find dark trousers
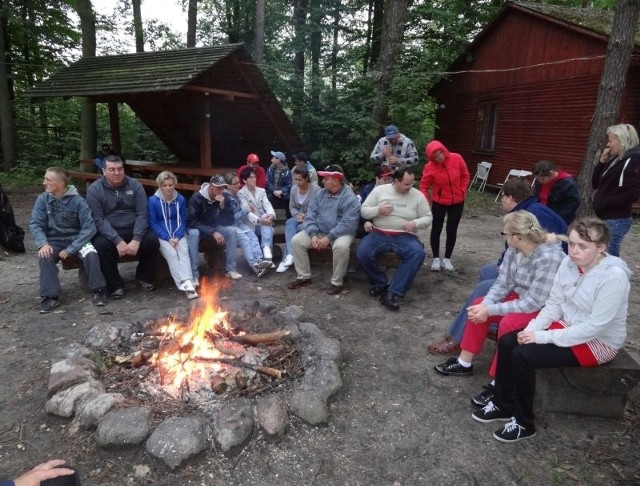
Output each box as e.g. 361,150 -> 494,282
39,242 -> 106,297
267,193 -> 291,219
92,229 -> 159,293
430,201 -> 464,259
493,331 -> 579,431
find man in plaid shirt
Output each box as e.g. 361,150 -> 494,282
370,124 -> 419,171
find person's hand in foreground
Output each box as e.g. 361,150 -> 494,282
13,459 -> 74,486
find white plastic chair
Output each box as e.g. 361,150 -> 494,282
494,169 -> 533,202
469,161 -> 492,192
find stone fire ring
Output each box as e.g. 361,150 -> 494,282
44,303 -> 342,469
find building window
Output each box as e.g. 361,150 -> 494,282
476,101 -> 499,152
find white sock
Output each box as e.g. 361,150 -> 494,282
457,357 -> 472,368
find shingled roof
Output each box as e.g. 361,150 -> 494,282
28,44 -> 302,167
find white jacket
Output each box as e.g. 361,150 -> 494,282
237,185 -> 275,228
526,254 -> 631,349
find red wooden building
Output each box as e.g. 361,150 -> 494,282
430,1 -> 640,186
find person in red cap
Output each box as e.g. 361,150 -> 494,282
237,153 -> 267,188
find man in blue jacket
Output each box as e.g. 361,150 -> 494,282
30,167 -> 107,313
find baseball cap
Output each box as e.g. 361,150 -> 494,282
209,174 -> 227,187
384,125 -> 399,139
317,164 -> 345,180
270,151 -> 286,162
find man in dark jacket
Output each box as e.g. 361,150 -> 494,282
532,160 -> 580,224
86,156 -> 159,299
187,175 -> 240,280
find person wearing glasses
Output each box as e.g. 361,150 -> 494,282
433,211 -> 564,383
474,218 -> 630,443
86,155 -> 159,299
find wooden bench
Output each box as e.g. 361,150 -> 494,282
534,348 -> 640,419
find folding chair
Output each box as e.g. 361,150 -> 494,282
494,169 -> 533,202
469,161 -> 492,192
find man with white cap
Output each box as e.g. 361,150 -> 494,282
288,164 -> 360,295
370,124 -> 419,171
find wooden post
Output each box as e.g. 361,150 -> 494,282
200,93 -> 212,169
108,101 -> 122,154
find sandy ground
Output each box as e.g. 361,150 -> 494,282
1,186 -> 639,485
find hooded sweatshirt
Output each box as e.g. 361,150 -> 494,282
526,254 -> 630,352
419,140 -> 470,205
148,189 -> 187,241
533,170 -> 580,224
187,183 -> 235,236
592,146 -> 640,219
30,185 -> 97,255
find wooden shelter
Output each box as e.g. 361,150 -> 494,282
430,1 -> 640,186
28,44 -> 302,170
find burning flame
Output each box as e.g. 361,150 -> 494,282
153,279 -> 237,392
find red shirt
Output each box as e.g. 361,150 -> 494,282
237,164 -> 267,188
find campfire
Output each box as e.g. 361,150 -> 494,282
118,280 -> 301,405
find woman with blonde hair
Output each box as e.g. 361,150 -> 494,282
148,171 -> 198,299
473,217 -> 630,442
435,210 -> 565,385
592,123 -> 640,256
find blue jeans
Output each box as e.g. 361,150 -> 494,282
284,217 -> 303,256
447,261 -> 499,343
255,224 -> 274,249
236,227 -> 263,267
356,232 -> 425,297
188,226 -> 238,276
604,217 -> 632,257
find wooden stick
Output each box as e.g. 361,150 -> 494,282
205,332 -> 245,358
229,329 -> 290,346
194,357 -> 284,379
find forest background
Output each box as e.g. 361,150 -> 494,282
0,0 -> 625,188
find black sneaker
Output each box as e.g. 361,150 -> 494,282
137,280 -> 155,291
110,288 -> 125,300
39,297 -> 60,314
493,418 -> 536,443
91,289 -> 107,306
472,383 -> 495,407
434,357 -> 473,376
472,401 -> 512,423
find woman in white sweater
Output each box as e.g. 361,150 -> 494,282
237,166 -> 276,262
472,217 -> 631,443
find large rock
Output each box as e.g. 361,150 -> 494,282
47,356 -> 97,397
213,402 -> 254,454
96,407 -> 152,447
45,381 -> 105,418
255,395 -> 288,438
77,393 -> 125,430
146,416 -> 209,469
83,321 -> 132,348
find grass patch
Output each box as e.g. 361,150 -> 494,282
464,188 -> 502,218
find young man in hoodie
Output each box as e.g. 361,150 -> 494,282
532,160 -> 580,225
187,175 -> 241,280
30,167 -> 107,313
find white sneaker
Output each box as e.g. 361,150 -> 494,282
185,290 -> 199,300
255,258 -> 272,270
430,258 -> 442,271
442,258 -> 455,271
263,246 -> 273,260
225,271 -> 243,280
276,254 -> 294,273
179,280 -> 196,292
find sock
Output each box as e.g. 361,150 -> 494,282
457,357 -> 472,368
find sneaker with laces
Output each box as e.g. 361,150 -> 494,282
434,357 -> 473,376
39,297 -> 60,314
493,418 -> 536,443
185,290 -> 199,300
430,258 -> 442,271
255,258 -> 272,270
442,258 -> 455,271
472,401 -> 512,423
253,264 -> 270,278
472,383 -> 495,407
91,289 -> 107,306
225,271 -> 243,280
137,280 -> 155,291
276,254 -> 294,273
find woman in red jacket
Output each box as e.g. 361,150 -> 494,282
420,140 -> 470,271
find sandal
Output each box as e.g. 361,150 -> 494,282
427,336 -> 461,355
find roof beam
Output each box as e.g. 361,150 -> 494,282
183,85 -> 259,99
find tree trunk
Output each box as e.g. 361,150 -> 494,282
372,0 -> 407,130
577,0 -> 640,217
132,0 -> 144,52
330,0 -> 339,99
307,0 -> 321,149
292,0 -> 308,134
364,0 -> 384,75
0,0 -> 17,170
254,0 -> 265,64
187,0 -> 198,48
74,0 -> 97,161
